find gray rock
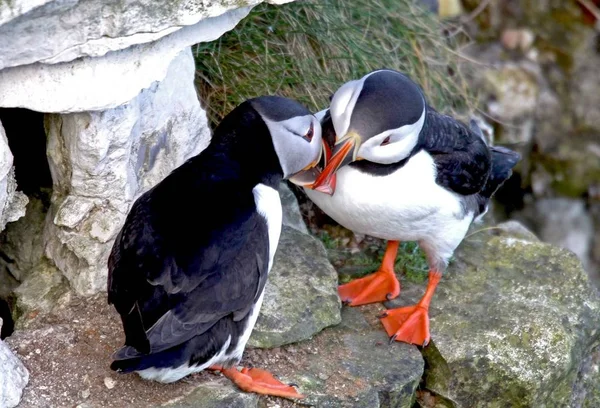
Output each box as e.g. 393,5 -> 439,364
569,344 -> 600,408
0,121 -> 27,232
161,380 -> 258,408
13,260 -> 71,323
278,182 -> 308,234
495,220 -> 540,242
41,48 -> 208,296
515,198 -> 594,271
0,0 -> 288,70
264,307 -> 423,407
389,228 -> 600,407
0,338 -> 29,408
248,225 -> 341,348
0,8 -> 255,113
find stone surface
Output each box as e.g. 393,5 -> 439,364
514,198 -> 594,271
0,0 -> 292,70
161,380 -> 258,408
252,307 -> 424,408
495,220 -> 540,242
389,227 -> 600,407
481,63 -> 539,122
0,7 -> 254,113
13,260 -> 71,324
0,338 -> 29,408
42,48 -> 209,296
0,121 -> 27,232
0,194 -> 48,283
6,285 -> 421,407
248,225 -> 342,348
581,345 -> 600,408
279,181 -> 308,234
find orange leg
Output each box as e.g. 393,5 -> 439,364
379,270 -> 442,346
338,240 -> 401,306
209,365 -> 304,400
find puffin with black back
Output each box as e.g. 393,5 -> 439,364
107,95 -> 323,399
303,69 -> 520,346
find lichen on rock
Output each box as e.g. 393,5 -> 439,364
389,226 -> 600,407
248,225 -> 342,349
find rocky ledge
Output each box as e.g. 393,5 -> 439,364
3,188 -> 599,407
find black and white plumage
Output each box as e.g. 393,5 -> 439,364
107,96 -> 322,388
304,69 -> 520,346
308,68 -> 519,272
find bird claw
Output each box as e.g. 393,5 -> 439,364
288,382 -> 299,388
378,311 -> 388,318
342,299 -> 352,306
386,292 -> 394,301
388,334 -> 398,345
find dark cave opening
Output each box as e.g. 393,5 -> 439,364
0,108 -> 54,339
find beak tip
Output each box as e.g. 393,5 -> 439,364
314,184 -> 334,195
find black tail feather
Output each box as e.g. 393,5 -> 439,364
480,146 -> 521,199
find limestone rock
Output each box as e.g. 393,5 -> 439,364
279,181 -> 308,233
0,0 -> 292,70
0,0 -> 296,113
0,7 -> 254,113
514,198 -> 594,271
251,307 -> 424,407
581,345 -> 600,408
13,260 -> 70,324
0,338 -> 29,408
248,225 -> 341,348
161,380 -> 258,408
389,227 -> 600,407
481,63 -> 539,122
42,48 -> 209,295
0,121 -> 27,232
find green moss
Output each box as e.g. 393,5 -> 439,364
194,0 -> 475,127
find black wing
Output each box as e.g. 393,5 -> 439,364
419,108 -> 492,196
107,156 -> 269,358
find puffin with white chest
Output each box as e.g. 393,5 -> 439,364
303,69 -> 520,346
107,96 -> 323,399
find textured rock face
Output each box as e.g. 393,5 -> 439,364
162,381 -> 259,408
0,7 -> 254,113
42,48 -> 209,295
388,226 -> 600,407
0,0 -> 295,113
0,0 -> 291,70
514,198 -> 594,271
0,121 -> 27,232
289,307 -> 423,408
248,225 -> 341,348
279,182 -> 308,234
0,336 -> 29,408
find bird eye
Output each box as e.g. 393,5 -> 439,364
380,136 -> 391,146
304,123 -> 314,142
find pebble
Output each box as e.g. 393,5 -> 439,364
103,377 -> 116,389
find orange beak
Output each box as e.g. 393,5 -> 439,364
309,132 -> 360,195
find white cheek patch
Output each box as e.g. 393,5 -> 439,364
358,107 -> 425,164
330,80 -> 363,138
262,115 -> 323,178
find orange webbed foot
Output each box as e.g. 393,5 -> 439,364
338,269 -> 400,306
211,366 -> 304,400
338,240 -> 401,306
380,305 -> 430,346
379,269 -> 442,347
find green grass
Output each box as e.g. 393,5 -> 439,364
194,0 -> 475,127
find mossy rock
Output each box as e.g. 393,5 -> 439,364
532,139 -> 600,197
387,227 -> 600,407
248,225 -> 342,348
